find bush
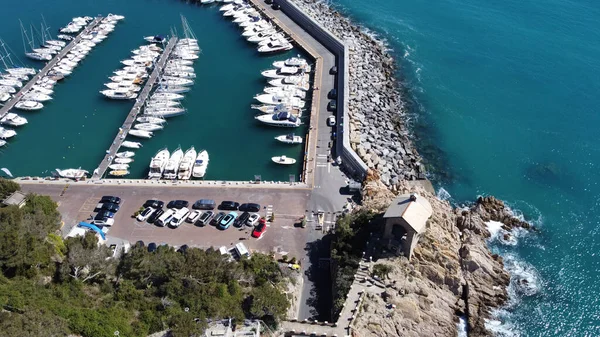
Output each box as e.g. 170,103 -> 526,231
0,178 -> 19,199
372,264 -> 393,279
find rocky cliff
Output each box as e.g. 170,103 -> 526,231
352,180 -> 530,336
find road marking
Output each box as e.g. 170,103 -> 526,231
328,162 -> 330,173
317,154 -> 328,158
316,164 -> 328,168
265,205 -> 273,220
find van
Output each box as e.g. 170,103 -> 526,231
193,199 -> 216,210
170,207 -> 190,228
156,209 -> 175,227
234,242 -> 250,259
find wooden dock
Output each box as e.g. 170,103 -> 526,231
92,37 -> 178,179
0,16 -> 104,119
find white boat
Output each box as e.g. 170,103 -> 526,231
144,35 -> 167,44
171,53 -> 198,61
247,30 -> 277,43
58,59 -> 77,67
264,85 -> 306,99
192,150 -> 209,178
261,66 -> 305,79
163,71 -> 196,79
0,79 -> 22,88
177,146 -> 196,180
32,48 -> 56,55
2,73 -> 28,81
22,93 -> 52,102
242,22 -> 274,37
105,83 -> 141,92
0,85 -> 16,94
57,34 -> 74,41
239,16 -> 265,28
147,147 -> 170,179
114,157 -> 133,164
128,129 -> 153,138
164,65 -> 194,73
109,75 -> 145,82
121,59 -> 152,67
122,65 -> 149,72
220,2 -> 244,12
251,103 -> 298,115
134,123 -> 163,131
137,116 -> 166,124
113,70 -> 147,77
234,13 -> 260,24
272,155 -> 296,165
0,140 -> 6,147
109,164 -> 129,170
255,93 -> 305,108
5,67 -> 36,76
0,92 -> 10,102
144,107 -> 186,118
258,39 -> 293,53
201,0 -> 216,4
160,76 -> 194,85
55,168 -> 88,179
275,134 -> 303,144
167,59 -> 193,66
151,92 -> 184,101
107,13 -> 125,21
255,111 -> 301,127
0,127 -> 16,139
154,85 -> 190,94
146,100 -> 179,108
100,89 -> 137,100
15,100 -> 43,110
30,86 -> 53,95
109,170 -> 130,177
0,113 -> 27,127
121,141 -> 142,149
163,147 -> 183,179
116,151 -> 135,158
269,75 -> 311,91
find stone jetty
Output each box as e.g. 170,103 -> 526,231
289,0 -> 424,187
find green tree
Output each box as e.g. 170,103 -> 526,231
0,178 -> 19,198
248,284 -> 289,324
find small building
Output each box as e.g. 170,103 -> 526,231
2,191 -> 27,208
383,193 -> 433,260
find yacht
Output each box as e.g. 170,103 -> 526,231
269,75 -> 311,91
134,123 -> 163,131
121,141 -> 142,149
0,140 -> 6,147
5,67 -> 36,76
148,147 -> 170,179
15,100 -> 43,110
239,16 -> 263,28
105,83 -> 141,92
192,150 -> 209,178
255,111 -> 301,127
0,92 -> 10,103
167,59 -> 193,67
220,2 -> 245,12
109,164 -> 129,170
224,5 -> 251,17
151,92 -> 184,101
0,79 -> 22,88
116,151 -> 135,158
258,39 -> 293,53
121,59 -> 152,67
146,100 -> 179,108
109,170 -> 130,177
100,89 -> 137,100
2,73 -> 28,81
247,30 -> 277,43
264,85 -> 306,99
158,77 -> 194,87
275,134 -> 303,144
163,147 -> 183,179
251,103 -> 298,115
233,13 -> 260,25
107,14 -> 125,21
144,35 -> 166,44
0,127 -> 16,138
114,157 -> 133,164
171,53 -> 198,61
22,93 -> 52,102
113,69 -> 147,77
261,66 -> 305,79
242,22 -> 273,37
254,93 -> 305,108
122,65 -> 150,73
177,146 -> 196,180
109,75 -> 145,83
128,129 -> 153,138
0,85 -> 16,94
272,155 -> 297,165
137,116 -> 166,124
30,86 -> 53,95
164,65 -> 194,73
163,71 -> 196,79
154,85 -> 190,94
144,107 -> 186,118
57,34 -> 74,41
55,168 -> 88,179
201,0 -> 216,4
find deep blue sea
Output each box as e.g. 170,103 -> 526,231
331,0 -> 600,335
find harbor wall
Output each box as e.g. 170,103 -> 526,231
277,0 -> 369,180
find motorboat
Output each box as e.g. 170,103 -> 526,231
0,79 -> 22,88
0,92 -> 10,103
22,93 -> 52,102
55,168 -> 88,179
114,157 -> 133,164
171,53 -> 198,61
177,146 -> 197,180
116,151 -> 135,158
144,35 -> 167,44
100,89 -> 137,100
258,40 -> 293,53
224,5 -> 251,17
233,13 -> 260,25
0,140 -> 5,147
154,85 -> 190,94
151,92 -> 184,101
220,2 -> 245,12
137,116 -> 166,124
163,147 -> 183,179
167,59 -> 193,67
113,69 -> 147,77
144,107 -> 186,118
255,111 -> 301,127
261,66 -> 305,79
242,22 -> 273,37
269,75 -> 311,91
121,59 -> 152,67
201,0 -> 216,4
30,86 -> 53,95
247,30 -> 278,43
275,134 -> 303,144
109,164 -> 129,170
274,57 -> 311,70
272,156 -> 296,165
192,150 -> 209,178
105,83 -> 141,92
146,100 -> 179,108
58,59 -> 77,67
251,103 -> 298,115
107,13 -> 125,21
15,100 -> 43,111
2,73 -> 28,81
0,85 -> 16,94
109,170 -> 130,177
0,113 -> 28,127
0,127 -> 16,139
239,16 -> 264,28
32,47 -> 56,55
163,71 -> 196,79
146,147 -> 170,179
128,129 -> 153,138
57,34 -> 74,41
254,93 -> 305,108
158,77 -> 194,87
109,75 -> 145,83
264,85 -> 306,99
121,141 -> 142,149
5,67 -> 36,76
134,123 -> 163,131
164,65 -> 194,73
122,65 -> 150,73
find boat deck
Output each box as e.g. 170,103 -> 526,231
92,37 -> 178,179
0,16 -> 104,119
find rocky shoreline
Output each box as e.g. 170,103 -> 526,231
289,0 -> 425,187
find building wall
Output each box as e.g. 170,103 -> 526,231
277,0 -> 369,180
384,218 -> 420,260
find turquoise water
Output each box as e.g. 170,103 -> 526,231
0,0 -> 308,181
331,0 -> 600,334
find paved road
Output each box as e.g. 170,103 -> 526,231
0,17 -> 103,118
93,37 -> 178,179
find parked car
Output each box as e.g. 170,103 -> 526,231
143,199 -> 164,209
198,210 -> 214,226
219,201 -> 240,210
219,212 -> 238,230
234,212 -> 250,228
272,3 -> 280,10
170,207 -> 190,228
327,100 -> 337,112
147,208 -> 164,223
252,219 -> 267,238
326,115 -> 336,127
330,66 -> 338,75
247,213 -> 260,227
177,244 -> 189,253
92,218 -> 114,227
137,207 -> 155,222
167,200 -> 189,209
156,209 -> 176,227
96,202 -> 120,212
187,210 -> 202,223
148,242 -> 157,253
211,212 -> 226,226
95,210 -> 115,219
328,88 -> 337,99
135,240 -> 145,248
100,196 -> 121,204
240,203 -> 261,212
192,199 -> 216,210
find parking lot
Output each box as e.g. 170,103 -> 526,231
22,183 -> 312,260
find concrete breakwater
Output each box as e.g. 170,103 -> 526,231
288,0 -> 424,187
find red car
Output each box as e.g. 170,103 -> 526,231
251,219 -> 267,238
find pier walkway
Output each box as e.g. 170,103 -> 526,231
0,16 -> 103,119
93,37 -> 178,179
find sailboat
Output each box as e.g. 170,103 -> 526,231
163,147 -> 183,179
177,146 -> 196,180
21,22 -> 52,61
192,150 -> 209,179
55,168 -> 88,179
148,147 -> 170,179
0,40 -> 36,76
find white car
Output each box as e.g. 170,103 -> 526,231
187,210 -> 201,223
156,209 -> 176,227
247,213 -> 260,227
136,207 -> 155,222
326,115 -> 336,127
92,218 -> 114,227
170,207 -> 190,228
